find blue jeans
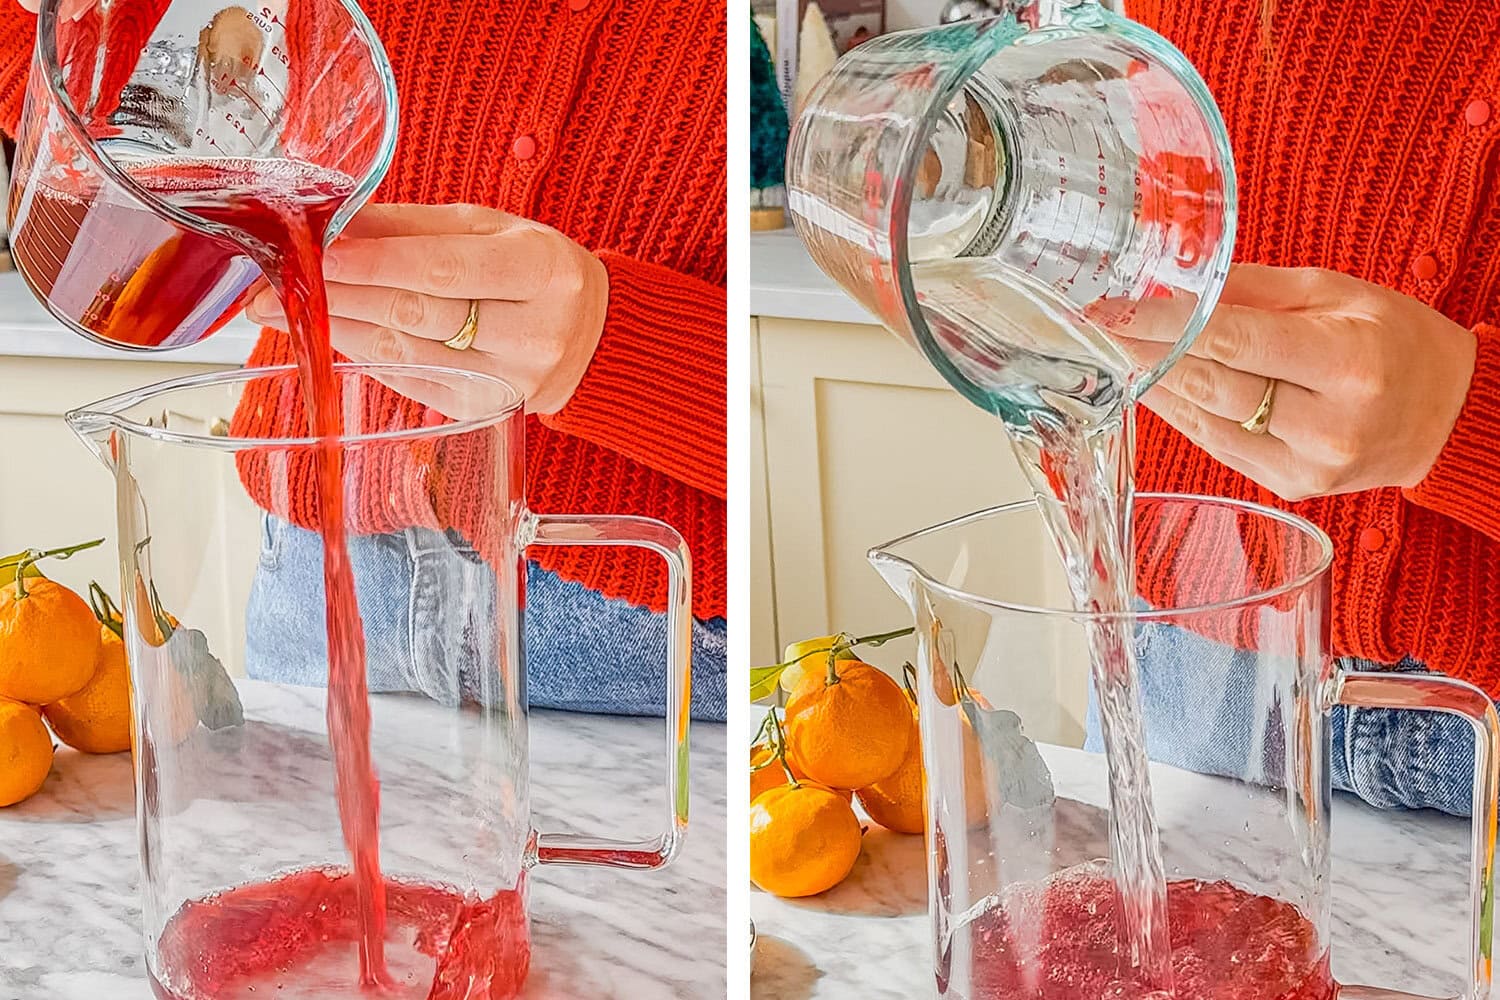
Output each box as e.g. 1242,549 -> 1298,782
1085,616 -> 1483,817
244,517 -> 727,722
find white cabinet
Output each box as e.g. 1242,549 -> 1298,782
750,312 -> 1092,744
0,355 -> 232,614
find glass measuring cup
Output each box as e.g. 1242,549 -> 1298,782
870,494 -> 1499,1000
7,0 -> 397,350
787,0 -> 1235,424
65,363 -> 691,998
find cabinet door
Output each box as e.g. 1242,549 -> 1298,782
0,357 -> 254,670
749,319 -> 780,674
755,316 -> 1087,743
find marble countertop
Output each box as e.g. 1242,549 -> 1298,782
0,681 -> 726,999
0,270 -> 258,365
750,229 -> 877,327
751,743 -> 1486,1000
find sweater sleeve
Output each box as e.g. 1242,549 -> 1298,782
0,7 -> 35,136
538,249 -> 726,500
1404,322 -> 1500,543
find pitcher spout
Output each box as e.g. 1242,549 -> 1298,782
65,374 -> 194,470
868,543 -> 920,612
65,407 -> 120,471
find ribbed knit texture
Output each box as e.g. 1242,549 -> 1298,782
0,0 -> 727,620
1128,0 -> 1500,688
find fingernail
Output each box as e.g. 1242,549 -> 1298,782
323,247 -> 344,276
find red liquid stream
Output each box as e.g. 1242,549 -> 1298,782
958,876 -> 1336,1000
42,158 -> 532,995
138,159 -> 390,984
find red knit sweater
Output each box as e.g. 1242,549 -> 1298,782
0,0 -> 727,620
1129,0 -> 1500,690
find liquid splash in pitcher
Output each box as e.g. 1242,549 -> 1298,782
959,870 -> 1335,1000
153,869 -> 530,1000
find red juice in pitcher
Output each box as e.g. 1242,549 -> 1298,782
150,869 -> 531,1000
958,874 -> 1336,1000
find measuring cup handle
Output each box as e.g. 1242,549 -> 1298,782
1335,671 -> 1500,998
526,512 -> 691,871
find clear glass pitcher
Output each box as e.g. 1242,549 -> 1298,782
64,363 -> 691,999
870,494 -> 1499,1000
7,0 -> 397,350
786,0 -> 1235,423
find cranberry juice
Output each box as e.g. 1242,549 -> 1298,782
138,157 -> 391,984
75,158 -> 530,995
10,161 -> 269,348
955,875 -> 1335,1000
150,869 -> 530,1000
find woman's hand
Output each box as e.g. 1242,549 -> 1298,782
1120,264 -> 1477,501
247,203 -> 608,415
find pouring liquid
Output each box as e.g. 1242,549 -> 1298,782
915,256 -> 1175,989
913,258 -> 1332,998
74,159 -> 530,998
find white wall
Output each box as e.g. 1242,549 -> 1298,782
886,0 -> 949,30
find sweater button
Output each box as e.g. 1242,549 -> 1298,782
1466,99 -> 1492,127
1358,527 -> 1386,552
569,0 -> 589,9
1411,253 -> 1439,281
512,135 -> 537,160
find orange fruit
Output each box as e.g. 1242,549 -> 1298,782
134,573 -> 179,648
43,626 -> 133,754
962,719 -> 989,828
159,663 -> 200,747
0,699 -> 54,806
855,699 -> 992,834
785,660 -> 912,789
857,708 -> 925,834
0,579 -> 101,705
749,783 -> 863,897
128,660 -> 198,755
751,742 -> 852,804
750,743 -> 802,804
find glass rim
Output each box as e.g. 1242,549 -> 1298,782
879,10 -> 1240,415
868,492 -> 1334,621
33,0 -> 400,247
65,363 -> 526,452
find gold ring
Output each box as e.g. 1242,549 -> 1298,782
443,300 -> 481,351
1240,378 -> 1278,435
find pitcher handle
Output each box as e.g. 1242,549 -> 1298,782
526,512 -> 691,871
1336,671 -> 1500,999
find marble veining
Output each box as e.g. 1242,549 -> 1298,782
0,681 -> 725,999
752,745 -> 1486,999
